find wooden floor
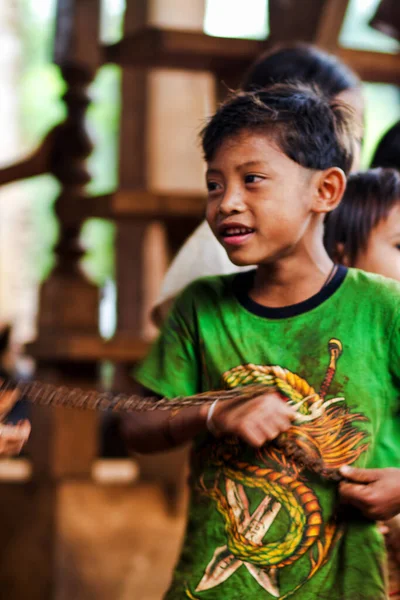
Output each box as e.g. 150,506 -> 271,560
56,481 -> 186,600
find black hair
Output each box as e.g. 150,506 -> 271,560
201,82 -> 355,175
324,168 -> 400,265
242,43 -> 361,97
370,120 -> 400,170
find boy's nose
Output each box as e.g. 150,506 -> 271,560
218,190 -> 245,215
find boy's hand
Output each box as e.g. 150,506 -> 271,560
339,466 -> 400,521
0,420 -> 31,456
209,391 -> 297,447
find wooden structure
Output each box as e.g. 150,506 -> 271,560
0,0 -> 398,598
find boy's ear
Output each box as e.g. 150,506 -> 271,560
333,242 -> 349,266
312,167 -> 347,214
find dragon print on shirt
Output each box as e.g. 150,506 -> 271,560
188,339 -> 370,599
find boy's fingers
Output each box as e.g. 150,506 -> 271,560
339,481 -> 372,503
0,420 -> 31,442
16,420 -> 31,437
339,466 -> 381,483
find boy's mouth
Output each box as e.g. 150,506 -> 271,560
218,224 -> 255,246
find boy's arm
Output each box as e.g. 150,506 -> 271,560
122,385 -> 296,454
339,466 -> 400,521
127,282 -> 295,453
121,385 -> 209,453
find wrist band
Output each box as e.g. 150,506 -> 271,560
206,398 -> 220,436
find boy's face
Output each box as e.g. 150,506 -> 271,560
205,130 -> 320,267
353,203 -> 400,282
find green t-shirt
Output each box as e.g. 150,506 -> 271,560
136,266 -> 400,600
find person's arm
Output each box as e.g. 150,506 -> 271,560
122,385 -> 296,454
0,387 -> 30,456
0,420 -> 31,456
121,385 -> 208,453
127,282 -> 295,454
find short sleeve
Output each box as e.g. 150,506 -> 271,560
134,287 -> 200,399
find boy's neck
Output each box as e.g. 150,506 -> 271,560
250,247 -> 335,309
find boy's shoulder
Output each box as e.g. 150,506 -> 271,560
176,272 -> 242,305
346,267 -> 400,309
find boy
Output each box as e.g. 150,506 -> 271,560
124,84 -> 400,599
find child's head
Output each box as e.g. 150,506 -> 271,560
242,44 -> 364,170
201,83 -> 355,267
370,120 -> 400,170
325,168 -> 400,281
243,43 -> 361,100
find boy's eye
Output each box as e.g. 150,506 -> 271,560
206,181 -> 222,194
244,174 -> 264,184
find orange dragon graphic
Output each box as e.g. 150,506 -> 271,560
188,339 -> 370,599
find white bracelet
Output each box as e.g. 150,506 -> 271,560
206,398 -> 220,436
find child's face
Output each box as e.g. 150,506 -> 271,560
354,204 -> 400,282
205,130 -> 323,267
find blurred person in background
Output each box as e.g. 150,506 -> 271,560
370,120 -> 400,171
325,168 -> 400,598
0,324 -> 30,456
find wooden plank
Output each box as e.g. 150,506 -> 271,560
0,129 -> 55,185
268,0 -> 327,45
27,333 -> 149,362
337,47 -> 400,84
114,1 -> 151,354
56,481 -> 186,600
104,27 -> 264,71
315,0 -> 350,50
0,482 -> 56,599
112,190 -> 205,217
54,0 -> 101,68
104,24 -> 400,86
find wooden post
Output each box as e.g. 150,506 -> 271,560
114,0 -> 213,355
29,0 -> 101,481
113,0 -> 213,511
14,3 -> 102,598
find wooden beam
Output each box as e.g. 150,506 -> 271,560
337,47 -> 400,84
104,27 -> 264,71
57,190 -> 205,221
314,0 -> 350,50
54,0 -> 101,68
103,25 -> 400,86
27,333 -> 149,362
112,190 -> 205,218
268,0 -> 327,44
0,129 -> 56,186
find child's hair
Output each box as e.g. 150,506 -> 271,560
370,120 -> 400,170
324,168 -> 400,265
242,43 -> 361,97
201,83 -> 355,175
